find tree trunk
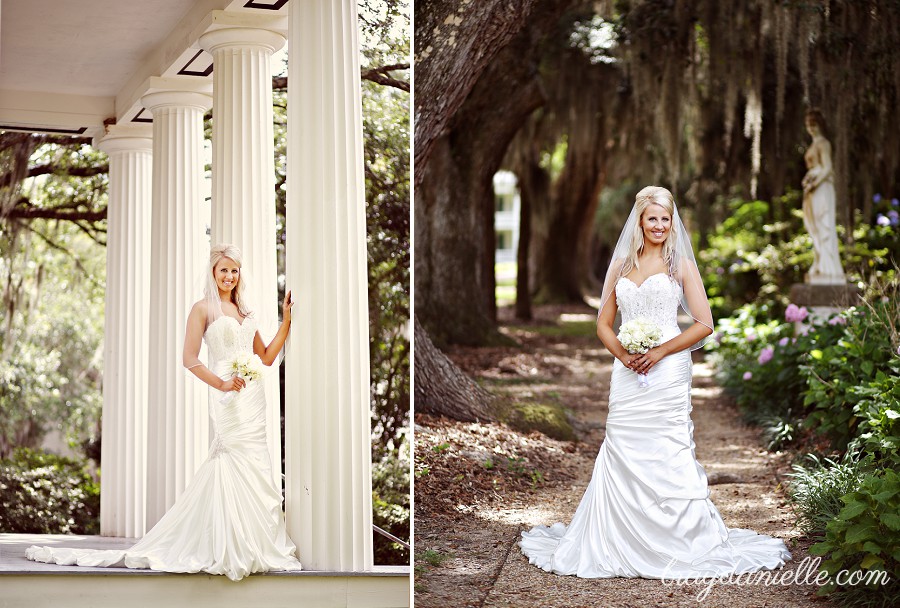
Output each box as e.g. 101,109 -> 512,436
415,2 -> 573,345
514,162 -> 542,320
531,54 -> 614,304
413,317 -> 496,422
413,0 -> 539,190
505,119 -> 550,321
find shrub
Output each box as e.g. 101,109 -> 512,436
708,302 -> 843,439
809,468 -> 900,606
786,453 -> 872,538
849,359 -> 900,468
800,304 -> 895,450
0,447 -> 99,534
699,194 -> 897,320
372,450 -> 410,565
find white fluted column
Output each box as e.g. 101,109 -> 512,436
285,0 -> 373,571
142,89 -> 212,529
97,126 -> 152,538
199,27 -> 285,490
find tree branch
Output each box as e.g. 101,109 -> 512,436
11,219 -> 105,288
361,63 -> 410,92
0,164 -> 110,189
272,62 -> 410,93
8,202 -> 107,223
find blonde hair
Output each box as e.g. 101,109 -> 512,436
204,244 -> 253,321
622,186 -> 678,277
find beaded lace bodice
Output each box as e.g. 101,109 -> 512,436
615,273 -> 681,330
204,315 -> 257,363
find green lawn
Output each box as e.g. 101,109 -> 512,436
496,262 -> 517,304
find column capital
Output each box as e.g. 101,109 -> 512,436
198,27 -> 285,55
141,90 -> 212,114
96,124 -> 153,155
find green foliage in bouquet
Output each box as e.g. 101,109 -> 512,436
0,448 -> 99,534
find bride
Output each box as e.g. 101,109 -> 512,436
519,186 -> 791,578
26,244 -> 302,581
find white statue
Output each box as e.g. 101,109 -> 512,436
801,109 -> 845,284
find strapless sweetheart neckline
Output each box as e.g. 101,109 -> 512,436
617,272 -> 669,289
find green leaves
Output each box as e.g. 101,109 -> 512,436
809,468 -> 900,596
881,512 -> 900,531
0,448 -> 99,534
839,500 -> 869,520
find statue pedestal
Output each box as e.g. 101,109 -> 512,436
789,282 -> 861,327
808,273 -> 846,285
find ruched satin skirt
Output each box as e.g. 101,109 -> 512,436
26,363 -> 302,581
519,351 -> 791,578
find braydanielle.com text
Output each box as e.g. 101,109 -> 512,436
660,556 -> 891,602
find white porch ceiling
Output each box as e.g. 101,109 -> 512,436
0,0 -> 288,138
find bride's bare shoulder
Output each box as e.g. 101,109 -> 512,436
188,299 -> 210,320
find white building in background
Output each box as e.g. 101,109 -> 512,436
493,170 -> 521,264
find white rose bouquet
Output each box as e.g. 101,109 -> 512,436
220,352 -> 265,405
617,319 -> 663,388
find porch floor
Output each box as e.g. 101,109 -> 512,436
0,533 -> 410,608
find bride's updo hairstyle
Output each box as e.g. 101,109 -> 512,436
624,186 -> 678,277
204,243 -> 253,321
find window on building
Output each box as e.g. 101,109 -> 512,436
495,194 -> 513,213
496,230 -> 512,250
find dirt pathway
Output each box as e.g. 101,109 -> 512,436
414,305 -> 834,607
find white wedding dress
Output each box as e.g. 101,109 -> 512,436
519,273 -> 791,578
26,315 -> 302,581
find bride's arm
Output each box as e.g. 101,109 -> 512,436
183,301 -> 232,390
597,295 -> 637,369
253,290 -> 294,366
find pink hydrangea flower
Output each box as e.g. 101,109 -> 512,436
785,304 -> 809,323
778,337 -> 789,346
828,316 -> 846,325
758,347 -> 774,365
743,371 -> 753,380
746,332 -> 757,342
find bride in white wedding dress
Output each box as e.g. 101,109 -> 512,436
26,244 -> 302,581
519,186 -> 791,579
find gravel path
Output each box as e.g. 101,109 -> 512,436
414,307 -> 834,608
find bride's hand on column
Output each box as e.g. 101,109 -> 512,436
282,290 -> 294,322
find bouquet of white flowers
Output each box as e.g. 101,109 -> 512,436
220,352 -> 265,405
617,319 -> 663,388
